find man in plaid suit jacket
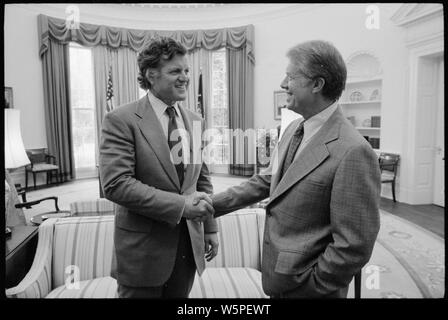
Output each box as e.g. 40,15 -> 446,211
212,40 -> 381,298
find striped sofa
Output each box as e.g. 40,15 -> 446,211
69,198 -> 115,216
5,208 -> 268,298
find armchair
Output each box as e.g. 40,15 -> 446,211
25,148 -> 60,189
5,170 -> 60,228
5,209 -> 268,298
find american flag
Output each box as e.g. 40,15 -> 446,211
106,66 -> 114,112
197,72 -> 204,118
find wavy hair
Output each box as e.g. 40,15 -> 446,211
137,37 -> 187,90
287,40 -> 347,101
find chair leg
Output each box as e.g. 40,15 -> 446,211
392,182 -> 396,202
33,172 -> 36,189
21,191 -> 27,203
25,171 -> 28,189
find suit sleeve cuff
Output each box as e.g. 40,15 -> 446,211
176,199 -> 186,224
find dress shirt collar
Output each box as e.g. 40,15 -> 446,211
302,100 -> 338,142
147,90 -> 182,119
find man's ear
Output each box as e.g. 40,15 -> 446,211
312,77 -> 325,94
146,69 -> 158,87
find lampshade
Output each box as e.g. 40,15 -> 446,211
4,109 -> 30,169
279,107 -> 302,141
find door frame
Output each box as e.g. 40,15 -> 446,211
400,35 -> 443,204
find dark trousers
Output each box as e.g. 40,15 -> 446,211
117,219 -> 196,298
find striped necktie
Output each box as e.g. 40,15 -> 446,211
166,106 -> 184,187
281,122 -> 304,178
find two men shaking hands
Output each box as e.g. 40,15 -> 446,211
100,37 -> 380,299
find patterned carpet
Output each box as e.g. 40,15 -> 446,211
348,210 -> 444,298
24,177 -> 445,298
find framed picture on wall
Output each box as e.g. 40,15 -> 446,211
5,87 -> 13,109
274,90 -> 287,120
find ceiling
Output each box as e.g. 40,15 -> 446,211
119,3 -> 226,9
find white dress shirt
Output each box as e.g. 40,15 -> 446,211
293,101 -> 338,161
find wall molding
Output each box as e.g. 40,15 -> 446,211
8,3 -> 327,29
391,3 -> 443,27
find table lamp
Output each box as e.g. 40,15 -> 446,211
4,109 -> 30,235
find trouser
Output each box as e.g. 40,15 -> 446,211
117,218 -> 196,298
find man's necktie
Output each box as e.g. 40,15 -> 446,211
166,106 -> 184,187
281,122 -> 304,178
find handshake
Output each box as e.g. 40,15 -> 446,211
182,192 -> 214,222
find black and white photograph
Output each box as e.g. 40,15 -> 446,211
3,3 -> 444,310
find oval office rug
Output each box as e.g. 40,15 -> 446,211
347,209 -> 444,298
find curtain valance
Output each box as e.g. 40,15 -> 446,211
37,14 -> 254,63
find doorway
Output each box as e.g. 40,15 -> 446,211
432,57 -> 444,207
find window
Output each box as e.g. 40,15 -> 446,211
68,43 -> 97,178
208,49 -> 229,173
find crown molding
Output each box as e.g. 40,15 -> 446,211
391,3 -> 443,27
7,3 -> 326,29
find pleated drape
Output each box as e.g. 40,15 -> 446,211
227,47 -> 255,176
38,15 -> 254,62
92,46 -> 140,165
41,40 -> 75,182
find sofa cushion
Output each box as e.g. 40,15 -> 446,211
70,198 -> 115,216
46,276 -> 118,298
52,216 -> 115,288
189,267 -> 268,298
206,209 -> 265,270
46,268 -> 267,298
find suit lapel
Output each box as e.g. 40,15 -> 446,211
135,96 -> 180,190
270,120 -> 301,192
268,107 -> 343,205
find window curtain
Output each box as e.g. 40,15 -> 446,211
40,39 -> 75,182
92,45 -> 140,165
37,14 -> 255,177
183,49 -> 212,121
227,46 -> 255,176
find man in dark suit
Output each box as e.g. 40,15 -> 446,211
99,37 -> 219,298
212,40 -> 381,298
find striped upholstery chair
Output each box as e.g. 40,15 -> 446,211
70,198 -> 115,216
189,209 -> 268,298
5,209 -> 268,298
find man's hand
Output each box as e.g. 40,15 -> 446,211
183,192 -> 214,222
204,232 -> 219,262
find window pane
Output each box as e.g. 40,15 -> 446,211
69,44 -> 97,173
